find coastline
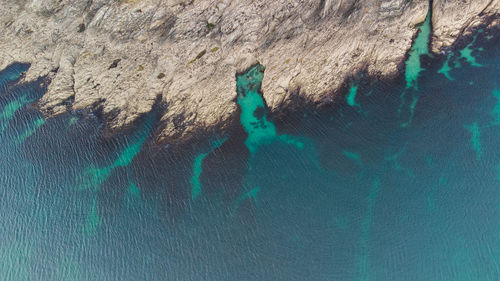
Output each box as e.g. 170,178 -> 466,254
0,1 -> 499,147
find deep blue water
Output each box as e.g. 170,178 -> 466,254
1,30 -> 500,280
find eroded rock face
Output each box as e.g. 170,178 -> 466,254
432,0 -> 500,52
0,0 -> 498,143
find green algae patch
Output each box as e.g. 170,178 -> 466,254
236,64 -> 278,153
346,83 -> 362,111
438,55 -> 454,80
0,95 -> 28,133
460,47 -> 482,67
405,8 -> 431,89
279,134 -> 305,150
68,116 -> 79,126
0,94 -> 33,133
16,118 -> 45,144
76,110 -> 156,235
190,153 -> 207,200
236,64 -> 307,153
0,95 -> 30,120
242,186 -> 260,203
236,64 -> 307,154
79,138 -> 143,190
460,30 -> 483,67
357,178 -> 381,281
343,150 -> 362,165
232,186 -> 260,214
491,89 -> 500,125
191,137 -> 227,200
78,122 -> 151,232
385,145 -> 415,179
127,182 -> 141,199
465,122 -> 482,160
234,64 -> 310,212
77,113 -> 154,191
400,96 -> 419,128
78,166 -> 112,191
0,99 -> 24,120
439,29 -> 484,73
400,4 -> 431,127
79,136 -> 146,191
114,137 -> 145,167
125,182 -> 142,209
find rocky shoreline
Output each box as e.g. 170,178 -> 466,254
1,0 -> 499,144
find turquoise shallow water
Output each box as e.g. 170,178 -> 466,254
1,29 -> 500,280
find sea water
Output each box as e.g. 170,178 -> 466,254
1,29 -> 500,280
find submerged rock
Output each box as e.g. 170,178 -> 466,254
0,0 -> 498,143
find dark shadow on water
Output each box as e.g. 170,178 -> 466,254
0,63 -> 30,90
130,143 -> 194,223
200,117 -> 250,205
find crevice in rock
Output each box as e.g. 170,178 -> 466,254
108,59 -> 121,69
402,0 -> 433,89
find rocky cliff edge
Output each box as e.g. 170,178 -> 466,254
0,0 -> 499,143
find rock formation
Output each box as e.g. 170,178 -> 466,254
432,0 -> 500,52
0,0 -> 498,143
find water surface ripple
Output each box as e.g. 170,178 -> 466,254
1,30 -> 500,280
